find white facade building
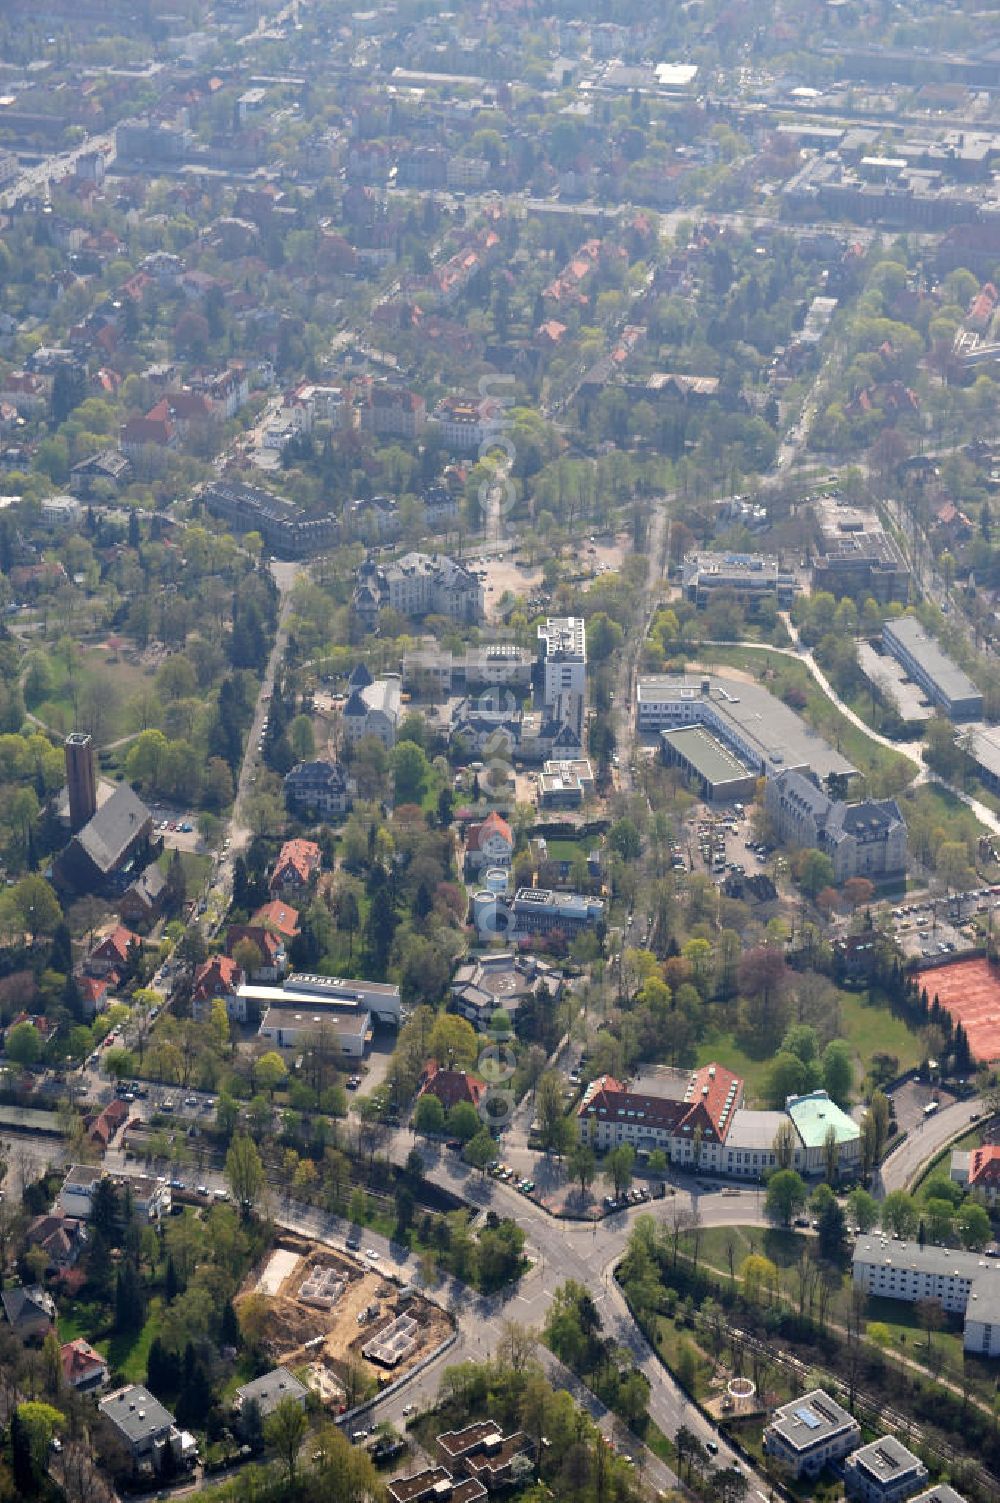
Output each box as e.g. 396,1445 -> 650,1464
853,1236 -> 1000,1355
537,617 -> 587,708
762,1389 -> 862,1480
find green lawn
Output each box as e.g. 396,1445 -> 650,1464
56,1297 -> 162,1384
55,1307 -> 93,1345
898,782 -> 989,847
698,989 -> 922,1105
864,1294 -> 967,1373
157,847 -> 213,891
544,837 -> 591,862
29,645 -> 153,747
839,991 -> 923,1078
103,1298 -> 163,1383
678,1224 -> 817,1298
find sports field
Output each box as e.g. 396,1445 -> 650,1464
920,957 -> 1000,1062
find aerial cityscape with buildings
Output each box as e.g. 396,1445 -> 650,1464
4,3 -> 1000,1503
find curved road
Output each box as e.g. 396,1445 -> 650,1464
876,1096 -> 984,1195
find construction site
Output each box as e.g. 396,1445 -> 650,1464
236,1235 -> 452,1408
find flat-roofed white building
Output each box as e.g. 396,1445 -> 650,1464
537,617 -> 586,707
762,1388 -> 862,1479
636,673 -> 856,784
843,1436 -> 928,1503
853,1235 -> 1000,1355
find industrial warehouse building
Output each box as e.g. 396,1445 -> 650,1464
247,974 -> 401,1058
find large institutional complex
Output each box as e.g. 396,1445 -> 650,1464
577,1066 -> 861,1179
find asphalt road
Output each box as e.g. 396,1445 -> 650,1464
876,1096 -> 984,1195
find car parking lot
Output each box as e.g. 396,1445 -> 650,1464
148,803 -> 204,852
891,886 -> 1000,958
681,803 -> 766,881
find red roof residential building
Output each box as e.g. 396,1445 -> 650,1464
464,812 -> 514,875
89,1098 -> 129,1148
77,974 -> 112,1014
270,839 -> 321,895
9,1011 -> 56,1042
192,954 -> 243,1009
120,401 -> 176,455
87,925 -> 142,976
536,319 -> 567,346
966,1145 -> 1000,1203
251,899 -> 301,941
61,1337 -> 109,1391
225,924 -> 285,978
418,1060 -> 486,1111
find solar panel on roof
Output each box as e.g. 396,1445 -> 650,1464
795,1406 -> 821,1430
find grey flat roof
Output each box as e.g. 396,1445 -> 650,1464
965,723 -> 1000,779
260,1003 -> 370,1041
727,1108 -> 792,1151
882,617 -> 981,706
235,1366 -> 307,1415
854,1235 -> 997,1282
766,1388 -> 857,1450
683,551 -> 782,583
660,724 -> 754,787
637,674 -> 857,781
856,642 -> 932,721
100,1385 -> 175,1443
847,1435 -> 924,1481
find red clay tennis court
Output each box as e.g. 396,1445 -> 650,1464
919,957 -> 1000,1062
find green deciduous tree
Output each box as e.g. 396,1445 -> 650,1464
605,1144 -> 636,1196
414,1093 -> 445,1135
225,1135 -> 266,1219
765,1169 -> 807,1226
822,1039 -> 854,1106
264,1395 -> 307,1483
881,1190 -> 919,1240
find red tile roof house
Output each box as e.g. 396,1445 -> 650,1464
77,973 -> 113,1016
417,1060 -> 486,1112
119,401 -> 176,459
87,924 -> 142,978
251,899 -> 301,943
464,812 -> 514,877
953,1144 -> 1000,1205
8,1011 -> 57,1044
61,1337 -> 109,1392
225,924 -> 286,981
88,1097 -> 129,1148
269,839 -> 321,898
191,955 -> 245,1023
